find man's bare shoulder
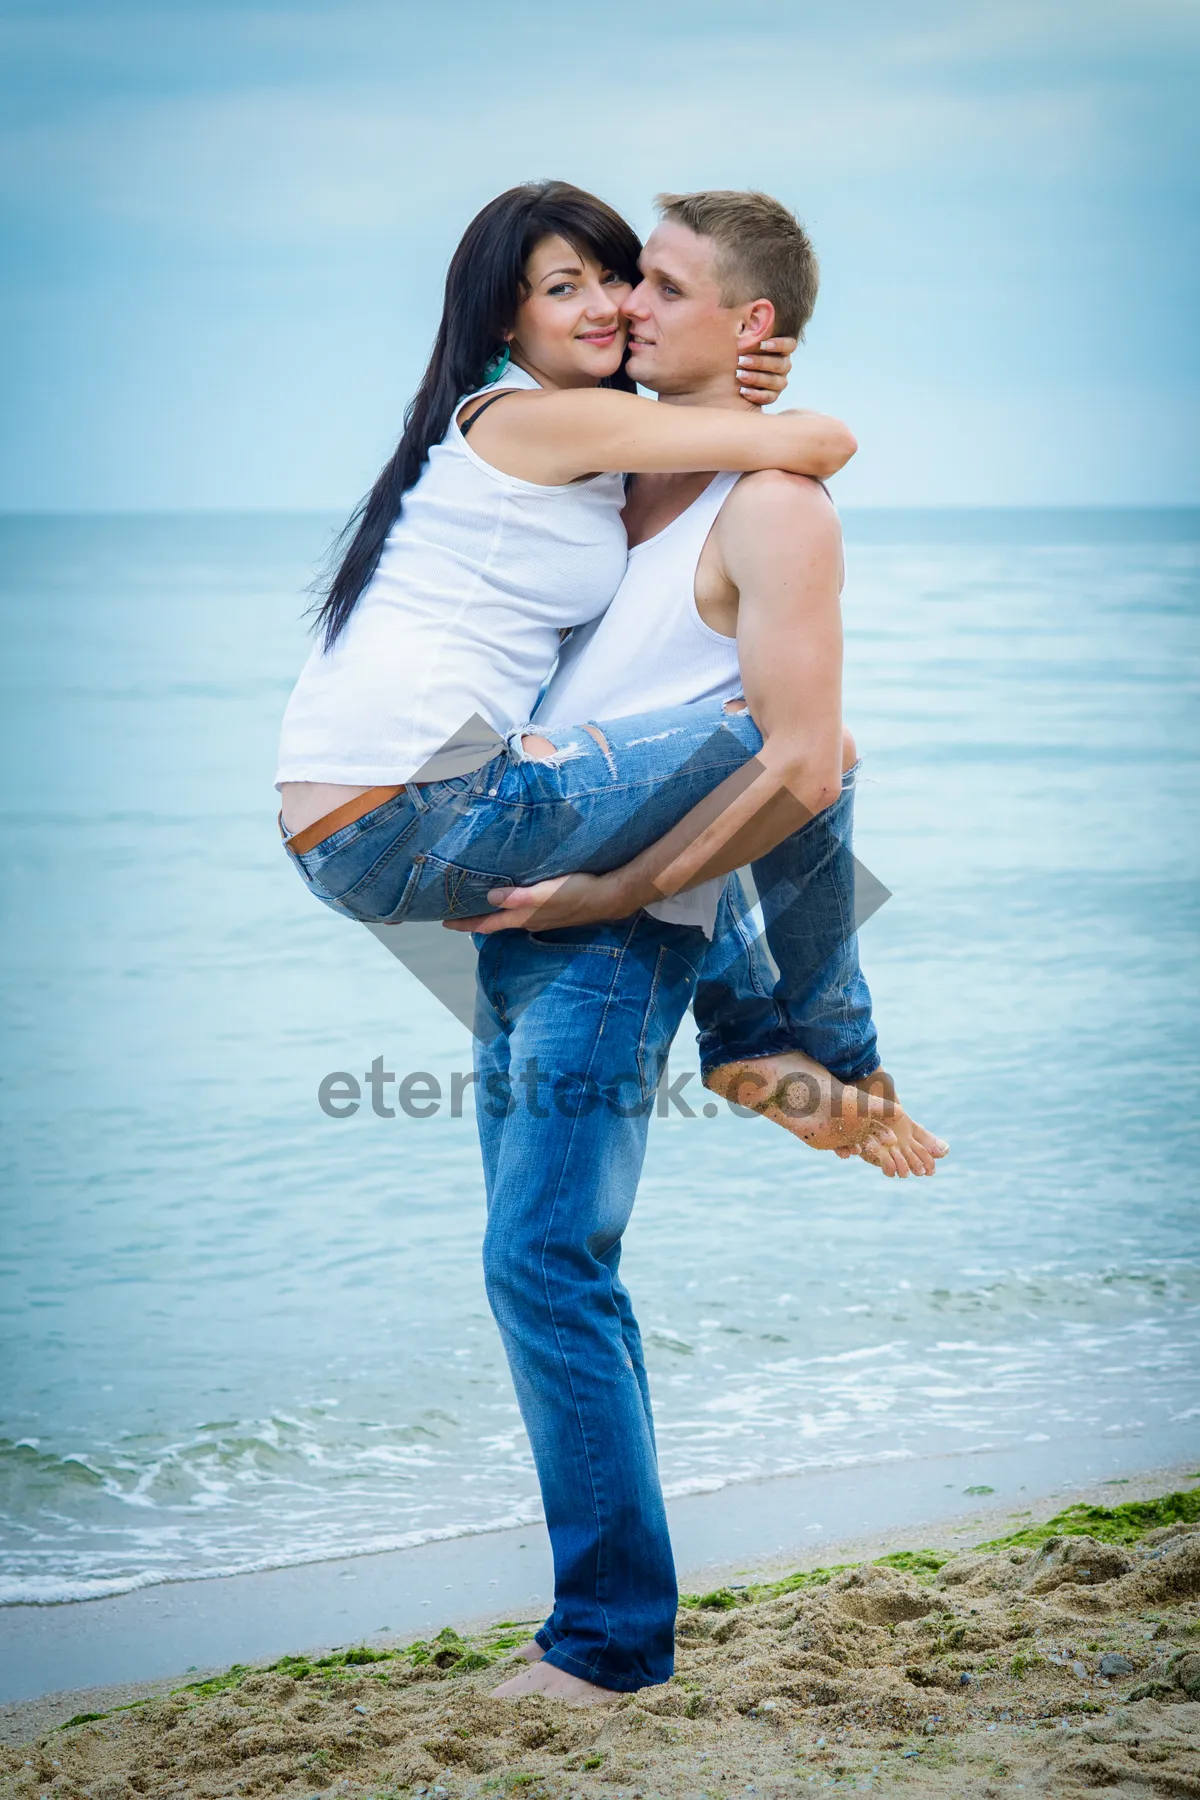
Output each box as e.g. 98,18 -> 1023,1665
719,469 -> 841,549
728,467 -> 838,515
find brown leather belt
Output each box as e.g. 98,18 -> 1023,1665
284,785 -> 405,856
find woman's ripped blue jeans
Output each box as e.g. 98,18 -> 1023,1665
284,697 -> 878,1080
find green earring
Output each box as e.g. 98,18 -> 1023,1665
483,345 -> 511,385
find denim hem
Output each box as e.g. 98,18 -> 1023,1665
698,1042 -> 786,1083
541,1643 -> 671,1693
840,1054 -> 884,1084
534,1627 -> 560,1652
698,1046 -> 884,1087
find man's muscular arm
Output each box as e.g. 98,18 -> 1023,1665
452,475 -> 844,936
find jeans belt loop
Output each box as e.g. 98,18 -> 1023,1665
405,780 -> 430,815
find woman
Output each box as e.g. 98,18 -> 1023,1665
278,180 -> 926,1166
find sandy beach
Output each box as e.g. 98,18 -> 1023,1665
3,1468 -> 1196,1799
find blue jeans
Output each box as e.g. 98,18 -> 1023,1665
467,770 -> 879,1691
473,913 -> 708,1691
284,697 -> 878,1079
694,764 -> 879,1084
284,699 -> 763,923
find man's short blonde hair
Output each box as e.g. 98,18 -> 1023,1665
654,189 -> 819,339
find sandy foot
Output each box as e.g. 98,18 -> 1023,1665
705,1053 -> 948,1176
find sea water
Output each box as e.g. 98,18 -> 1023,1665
1,509 -> 1197,1605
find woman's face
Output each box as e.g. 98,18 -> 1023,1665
506,234 -> 632,389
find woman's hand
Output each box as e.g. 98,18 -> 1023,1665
443,872 -> 635,936
737,336 -> 797,406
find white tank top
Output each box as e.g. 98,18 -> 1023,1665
537,472 -> 743,935
276,365 -> 628,787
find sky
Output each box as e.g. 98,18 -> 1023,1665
1,0 -> 1197,510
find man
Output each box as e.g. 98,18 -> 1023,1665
451,192 -> 946,1703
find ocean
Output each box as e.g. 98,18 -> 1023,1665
1,508 -> 1197,1606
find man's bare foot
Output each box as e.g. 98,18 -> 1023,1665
704,1054 -> 948,1177
490,1660 -> 615,1705
509,1640 -> 545,1663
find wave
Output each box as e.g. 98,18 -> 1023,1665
0,1439 -> 1065,1606
3,1288 -> 1196,1608
0,1506 -> 549,1607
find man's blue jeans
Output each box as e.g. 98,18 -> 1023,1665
466,760 -> 882,1690
284,696 -> 878,1081
473,913 -> 708,1691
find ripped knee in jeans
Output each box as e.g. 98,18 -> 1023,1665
520,733 -> 558,760
522,723 -> 610,758
511,728 -> 588,768
514,722 -> 613,774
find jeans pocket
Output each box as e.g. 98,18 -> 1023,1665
399,853 -> 516,922
308,817 -> 422,921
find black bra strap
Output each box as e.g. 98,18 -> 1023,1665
459,389 -> 519,437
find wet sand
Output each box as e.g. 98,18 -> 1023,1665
3,1468 -> 1197,1798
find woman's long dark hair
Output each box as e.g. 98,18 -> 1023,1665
313,181 -> 643,649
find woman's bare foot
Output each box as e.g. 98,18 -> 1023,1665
509,1640 -> 545,1663
490,1660 -> 615,1705
704,1050 -> 896,1152
840,1114 -> 949,1177
834,1069 -> 948,1177
704,1054 -> 947,1177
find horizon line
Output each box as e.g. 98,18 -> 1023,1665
1,502 -> 1198,520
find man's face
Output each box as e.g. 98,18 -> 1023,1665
621,220 -> 744,394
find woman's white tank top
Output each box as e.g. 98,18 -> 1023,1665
276,365 -> 628,787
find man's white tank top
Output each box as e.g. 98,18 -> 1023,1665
537,472 -> 743,935
275,365 -> 628,788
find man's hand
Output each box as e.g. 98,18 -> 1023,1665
443,871 -> 637,936
737,336 -> 796,406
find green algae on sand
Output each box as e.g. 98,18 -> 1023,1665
978,1486 -> 1200,1551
